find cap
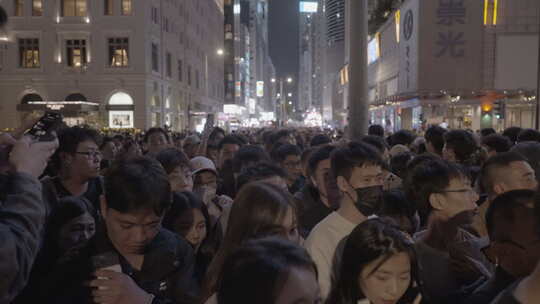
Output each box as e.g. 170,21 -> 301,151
190,156 -> 217,175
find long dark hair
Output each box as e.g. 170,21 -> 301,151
201,182 -> 296,301
326,218 -> 420,304
162,191 -> 215,254
217,237 -> 317,304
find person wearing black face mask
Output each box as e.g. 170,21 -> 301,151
305,142 -> 384,300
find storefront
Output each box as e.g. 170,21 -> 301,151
17,93 -> 100,126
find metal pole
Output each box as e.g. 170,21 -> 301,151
280,80 -> 284,126
536,5 -> 540,130
346,0 -> 369,140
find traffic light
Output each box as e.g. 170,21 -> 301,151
493,100 -> 505,119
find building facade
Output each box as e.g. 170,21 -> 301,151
364,0 -> 539,132
0,0 -> 225,131
223,0 -> 275,128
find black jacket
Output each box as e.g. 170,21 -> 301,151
31,227 -> 198,304
294,183 -> 333,238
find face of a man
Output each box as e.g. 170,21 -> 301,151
435,177 -> 479,224
311,158 -> 331,198
67,140 -> 101,180
493,161 -> 538,196
147,133 -> 169,155
282,154 -> 302,183
102,199 -> 162,256
340,164 -> 384,202
219,143 -> 240,168
486,204 -> 540,278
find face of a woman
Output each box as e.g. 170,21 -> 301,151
58,212 -> 96,252
359,252 -> 412,304
275,266 -> 321,304
176,208 -> 207,248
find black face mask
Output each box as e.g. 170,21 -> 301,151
353,185 -> 384,216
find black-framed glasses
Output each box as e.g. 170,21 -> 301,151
75,151 -> 102,159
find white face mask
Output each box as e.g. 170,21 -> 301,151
195,185 -> 217,204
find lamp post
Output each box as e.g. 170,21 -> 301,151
272,77 -> 294,126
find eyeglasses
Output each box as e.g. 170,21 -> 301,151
75,151 -> 102,159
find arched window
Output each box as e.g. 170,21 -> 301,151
109,91 -> 134,105
108,92 -> 134,129
65,93 -> 87,101
21,93 -> 43,104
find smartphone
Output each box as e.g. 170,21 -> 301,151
26,111 -> 63,141
91,252 -> 122,275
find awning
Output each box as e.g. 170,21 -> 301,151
17,101 -> 100,114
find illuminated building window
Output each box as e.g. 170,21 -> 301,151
108,38 -> 129,67
104,0 -> 113,15
121,0 -> 132,15
32,0 -> 43,16
62,0 -> 87,17
14,0 -> 23,16
66,39 -> 87,67
18,38 -> 40,68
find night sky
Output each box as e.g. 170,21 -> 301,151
268,0 -> 300,82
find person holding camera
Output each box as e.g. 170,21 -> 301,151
0,132 -> 58,303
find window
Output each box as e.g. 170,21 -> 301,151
32,0 -> 43,16
121,0 -> 132,15
62,0 -> 87,17
151,6 -> 158,24
14,0 -> 23,16
151,43 -> 159,72
166,52 -> 172,78
177,59 -> 183,82
108,38 -> 129,67
187,65 -> 192,86
104,0 -> 113,15
19,38 -> 40,68
66,39 -> 87,67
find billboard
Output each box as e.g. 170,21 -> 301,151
256,81 -> 264,97
300,1 -> 318,13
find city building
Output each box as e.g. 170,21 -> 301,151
298,1 -> 317,112
361,0 -> 539,132
0,0 -> 225,131
223,0 -> 276,128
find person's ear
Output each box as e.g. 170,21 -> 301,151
428,192 -> 445,211
337,175 -> 348,193
493,183 -> 506,196
100,195 -> 108,219
60,151 -> 73,165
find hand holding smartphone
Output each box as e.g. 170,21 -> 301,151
26,111 -> 63,141
91,252 -> 122,289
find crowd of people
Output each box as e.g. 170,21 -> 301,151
2,120 -> 540,304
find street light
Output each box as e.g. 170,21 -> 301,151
273,76 -> 294,126
217,49 -> 224,56
288,101 -> 293,105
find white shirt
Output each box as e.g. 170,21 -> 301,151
304,211 -> 356,300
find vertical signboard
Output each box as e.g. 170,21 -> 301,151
256,81 -> 264,97
398,0 -> 420,93
418,0 -> 483,91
